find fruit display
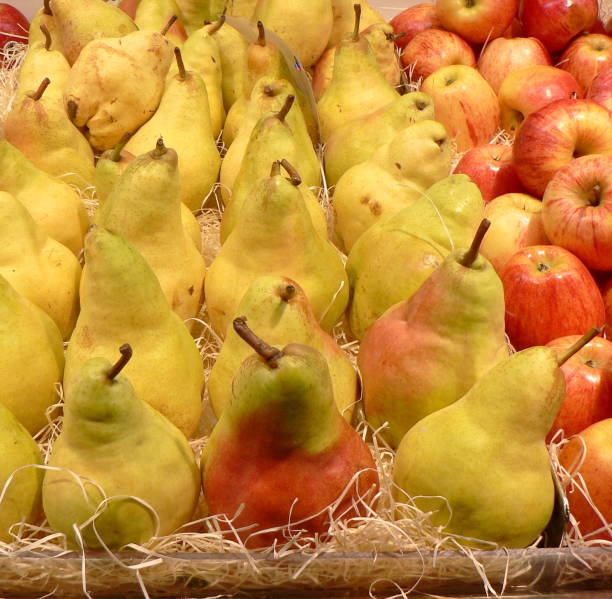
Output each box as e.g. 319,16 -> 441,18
0,0 -> 611,596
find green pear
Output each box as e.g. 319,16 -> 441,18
174,0 -> 222,33
206,161 -> 348,337
0,274 -> 64,435
0,403 -> 43,542
208,276 -> 356,421
63,30 -> 174,151
44,346 -> 200,549
392,333 -> 598,548
328,0 -> 384,47
96,140 -> 206,325
28,2 -> 64,53
333,119 -> 452,252
5,78 -> 95,191
124,49 -> 221,211
64,228 -> 204,438
50,0 -> 137,65
359,220 -> 509,448
347,174 -> 485,340
324,92 -> 435,186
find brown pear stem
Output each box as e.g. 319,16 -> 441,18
66,99 -> 78,122
458,219 -> 490,268
28,77 -> 50,102
270,160 -> 282,177
40,24 -> 52,50
280,284 -> 296,302
43,0 -> 52,15
161,15 -> 178,36
256,21 -> 266,46
276,94 -> 295,122
174,46 -> 186,79
208,14 -> 225,35
352,4 -> 362,41
107,344 -> 133,380
386,31 -> 406,41
152,137 -> 167,157
280,159 -> 302,186
557,328 -> 601,367
233,317 -> 283,368
110,132 -> 132,162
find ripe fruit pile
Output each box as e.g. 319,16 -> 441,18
0,0 -> 610,562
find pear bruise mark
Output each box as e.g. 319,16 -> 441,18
188,286 -> 195,295
233,317 -> 283,368
395,162 -> 402,170
107,344 -> 133,380
66,100 -> 78,122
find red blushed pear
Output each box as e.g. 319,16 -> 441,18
545,334 -> 612,443
512,99 -> 612,197
501,245 -> 606,351
201,319 -> 378,549
119,0 -> 140,19
587,66 -> 612,111
542,154 -> 612,271
558,418 -> 612,543
559,34 -> 612,93
390,3 -> 439,50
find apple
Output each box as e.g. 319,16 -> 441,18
480,193 -> 549,273
0,3 -> 29,56
588,66 -> 612,111
559,34 -> 612,92
477,37 -> 552,95
603,277 -> 612,334
501,245 -> 605,351
401,29 -> 476,81
558,418 -> 612,543
542,154 -> 612,271
545,335 -> 612,443
512,99 -> 612,197
421,65 -> 500,153
454,144 -> 525,203
390,3 -> 439,50
435,0 -> 519,44
499,66 -> 583,138
521,0 -> 599,54
501,17 -> 523,38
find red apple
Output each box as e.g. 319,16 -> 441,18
603,277 -> 612,334
559,34 -> 612,92
400,29 -> 476,80
501,17 -> 523,38
421,65 -> 500,153
545,335 -> 612,443
478,37 -> 552,95
435,0 -> 519,44
390,3 -> 439,50
499,65 -> 583,138
587,66 -> 612,111
454,144 -> 525,203
501,245 -> 605,350
542,154 -> 612,271
558,418 -> 612,543
0,3 -> 29,55
480,193 -> 549,273
521,0 -> 599,54
512,99 -> 612,197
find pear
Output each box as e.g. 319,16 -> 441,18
208,276 -> 356,421
347,174 -> 485,340
328,0 -> 384,47
173,0 -> 222,33
393,331 -> 599,548
0,141 -> 88,257
0,274 -> 64,435
124,49 -> 221,211
135,0 -> 188,48
0,403 -> 43,543
64,228 -> 204,438
226,0 -> 257,19
333,119 -> 452,252
360,220 -> 509,448
324,92 -> 435,187
96,139 -> 206,324
0,191 -> 81,340
206,161 -> 349,337
5,78 -> 95,191
63,30 -> 174,152
201,318 -> 378,548
317,5 -> 399,141
44,346 -> 200,549
50,0 -> 137,65
28,1 -> 64,53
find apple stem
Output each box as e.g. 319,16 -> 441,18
458,219 -> 490,268
40,24 -> 52,51
280,159 -> 302,186
28,77 -> 50,102
107,344 -> 133,380
280,284 -> 296,302
233,317 -> 283,368
161,15 -> 178,36
208,14 -> 225,35
275,94 -> 295,122
110,132 -> 132,163
352,4 -> 362,41
557,328 -> 601,367
256,21 -> 266,46
174,46 -> 186,80
152,137 -> 167,158
270,160 -> 282,177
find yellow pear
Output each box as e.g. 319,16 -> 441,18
328,0 -> 384,47
28,1 -> 64,53
135,0 -> 188,48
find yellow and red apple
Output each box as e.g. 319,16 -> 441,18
559,34 -> 612,92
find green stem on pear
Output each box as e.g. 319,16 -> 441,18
352,4 -> 362,41
557,328 -> 601,366
152,137 -> 167,158
233,317 -> 283,368
458,219 -> 491,268
66,100 -> 78,122
280,284 -> 296,302
276,95 -> 295,122
256,21 -> 266,46
107,344 -> 133,380
28,77 -> 50,102
40,24 -> 52,51
174,47 -> 186,80
161,15 -> 178,36
110,133 -> 132,163
270,160 -> 282,177
207,14 -> 225,35
43,0 -> 52,16
280,159 -> 302,187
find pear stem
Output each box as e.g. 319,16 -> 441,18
43,0 -> 52,15
208,14 -> 225,35
352,4 -> 362,41
174,47 -> 186,80
386,31 -> 406,41
110,132 -> 132,162
40,24 -> 51,51
233,317 -> 283,368
107,344 -> 133,380
280,159 -> 302,186
557,328 -> 601,367
458,219 -> 490,268
161,15 -> 178,36
280,284 -> 296,302
152,137 -> 167,158
66,99 -> 78,122
276,95 -> 295,122
270,160 -> 282,177
256,21 -> 266,46
28,77 -> 50,102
